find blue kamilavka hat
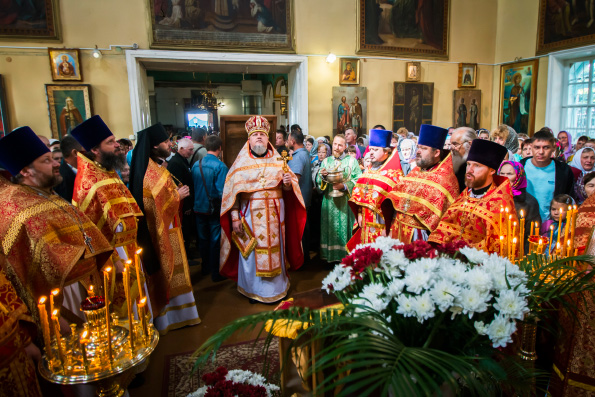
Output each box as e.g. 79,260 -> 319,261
368,129 -> 392,148
71,115 -> 113,151
0,127 -> 50,176
417,124 -> 448,149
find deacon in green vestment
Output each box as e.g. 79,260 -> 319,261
316,134 -> 362,262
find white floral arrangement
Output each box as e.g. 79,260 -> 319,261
322,237 -> 530,348
188,367 -> 280,397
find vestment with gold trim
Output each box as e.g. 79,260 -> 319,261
142,159 -> 200,334
0,268 -> 41,397
0,177 -> 111,329
220,142 -> 306,302
347,151 -> 402,251
428,175 -> 517,253
382,154 -> 459,243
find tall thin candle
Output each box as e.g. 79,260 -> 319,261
49,288 -> 59,318
563,205 -> 572,256
519,210 -> 525,258
51,309 -> 65,368
500,236 -> 504,257
123,267 -> 134,352
512,237 -> 517,261
500,207 -> 504,237
138,297 -> 148,341
556,207 -> 564,250
80,330 -> 89,374
507,214 -> 512,257
37,297 -> 53,363
103,266 -> 113,366
135,248 -> 144,301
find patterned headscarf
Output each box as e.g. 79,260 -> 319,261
498,160 -> 527,196
570,147 -> 595,173
504,126 -> 519,154
399,139 -> 417,162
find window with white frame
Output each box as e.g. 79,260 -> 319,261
562,59 -> 594,141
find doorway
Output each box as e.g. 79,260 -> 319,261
125,50 -> 308,134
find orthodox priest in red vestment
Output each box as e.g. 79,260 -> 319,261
220,115 -> 306,303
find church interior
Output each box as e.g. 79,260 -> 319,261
4,0 -> 595,396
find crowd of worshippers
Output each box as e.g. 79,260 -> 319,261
0,113 -> 593,387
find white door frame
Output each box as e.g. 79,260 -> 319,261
125,49 -> 308,133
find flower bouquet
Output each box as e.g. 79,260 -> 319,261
192,238 -> 595,396
188,366 -> 280,397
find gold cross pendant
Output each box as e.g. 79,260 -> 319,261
259,175 -> 267,188
277,150 -> 292,173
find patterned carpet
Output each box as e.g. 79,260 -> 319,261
162,338 -> 280,397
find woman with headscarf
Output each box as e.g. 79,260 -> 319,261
398,138 -> 417,175
571,147 -> 595,204
498,160 -> 541,253
558,130 -> 574,161
490,124 -> 519,154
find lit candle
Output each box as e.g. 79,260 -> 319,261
563,205 -> 572,256
570,206 -> 578,255
49,288 -> 59,317
539,239 -> 544,255
123,266 -> 135,352
530,221 -> 535,237
51,309 -> 65,368
135,248 -> 144,301
507,214 -> 512,257
37,297 -> 53,363
566,239 -> 572,259
500,235 -> 504,257
519,210 -> 525,258
103,266 -> 113,366
556,241 -> 561,257
535,222 -> 540,236
549,225 -> 554,254
512,237 -> 517,261
138,297 -> 148,341
80,330 -> 89,374
88,285 -> 94,297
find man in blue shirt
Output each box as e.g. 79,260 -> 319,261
192,135 -> 229,282
521,129 -> 574,221
287,125 -> 312,263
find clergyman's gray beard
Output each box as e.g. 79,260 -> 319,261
252,144 -> 267,156
451,150 -> 468,173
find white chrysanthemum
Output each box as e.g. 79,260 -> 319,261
187,386 -> 208,397
465,267 -> 493,292
361,283 -> 385,299
441,262 -> 468,284
457,288 -> 489,317
404,267 -> 433,294
412,292 -> 436,322
386,279 -> 406,297
321,265 -> 352,293
395,294 -> 416,317
370,236 -> 402,252
474,321 -> 488,335
493,289 -> 530,320
435,256 -> 456,268
415,257 -> 439,272
188,369 -> 280,397
429,279 -> 460,312
381,249 -> 409,270
486,315 -> 516,348
459,247 -> 490,264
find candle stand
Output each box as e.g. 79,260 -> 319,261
38,296 -> 158,397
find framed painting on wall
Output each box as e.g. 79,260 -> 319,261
339,58 -> 360,85
406,62 -> 421,82
453,90 -> 481,130
148,0 -> 294,53
357,0 -> 449,59
536,0 -> 595,54
393,82 -> 434,135
332,87 -> 367,137
498,60 -> 539,135
48,48 -> 82,81
45,84 -> 93,139
0,75 -> 9,138
458,63 -> 477,88
0,0 -> 61,41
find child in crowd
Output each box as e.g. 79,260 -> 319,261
347,145 -> 358,160
541,194 -> 575,255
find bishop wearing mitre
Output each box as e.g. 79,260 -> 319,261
219,116 -> 307,303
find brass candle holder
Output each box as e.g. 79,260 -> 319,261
39,295 -> 158,397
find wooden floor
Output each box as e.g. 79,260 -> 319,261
129,257 -> 329,396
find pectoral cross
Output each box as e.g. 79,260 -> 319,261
277,150 -> 292,173
83,233 -> 95,253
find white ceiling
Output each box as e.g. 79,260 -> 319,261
141,59 -> 293,74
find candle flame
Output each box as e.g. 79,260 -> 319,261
136,248 -> 143,255
557,241 -> 561,248
104,266 -> 112,273
140,297 -> 147,304
52,309 -> 58,316
539,239 -> 543,245
574,205 -> 578,210
505,207 -> 509,213
550,225 -> 554,230
51,288 -> 59,296
81,330 -> 88,339
500,207 -> 504,213
508,215 -> 512,220
568,239 -> 571,246
500,236 -> 504,240
125,259 -> 132,265
513,237 -> 517,243
514,221 -> 517,226
568,205 -> 572,211
520,209 -> 524,218
89,285 -> 93,292
39,296 -> 47,304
